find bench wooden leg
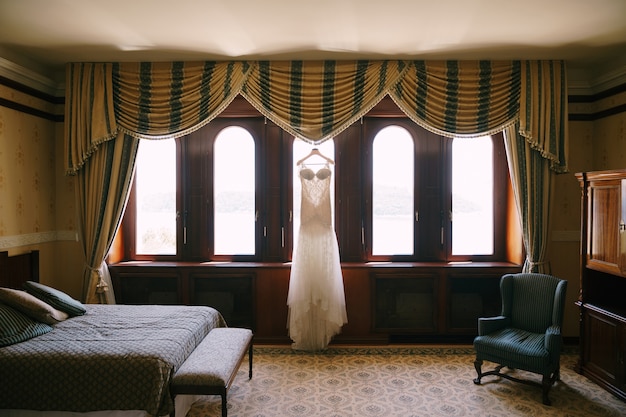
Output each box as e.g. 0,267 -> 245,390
248,340 -> 253,379
221,392 -> 227,417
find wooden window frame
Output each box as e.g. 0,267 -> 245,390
113,96 -> 519,264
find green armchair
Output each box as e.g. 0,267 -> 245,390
473,273 -> 568,405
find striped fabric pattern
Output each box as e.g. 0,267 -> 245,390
65,60 -> 567,175
519,61 -> 568,173
475,328 -> 549,372
113,61 -> 250,140
504,122 -> 553,273
474,273 -> 567,374
391,61 -> 521,137
502,273 -> 565,333
0,303 -> 52,347
65,62 -> 117,175
241,60 -> 407,143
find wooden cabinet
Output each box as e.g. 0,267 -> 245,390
110,262 -> 520,344
584,175 -> 626,275
576,169 -> 626,401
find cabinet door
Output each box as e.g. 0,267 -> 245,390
189,273 -> 255,329
587,180 -> 622,275
620,320 -> 626,394
372,272 -> 437,332
584,309 -> 620,387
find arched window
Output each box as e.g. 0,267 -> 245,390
214,126 -> 256,255
372,126 -> 414,256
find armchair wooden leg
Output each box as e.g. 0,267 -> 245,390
541,374 -> 552,406
473,359 -> 483,384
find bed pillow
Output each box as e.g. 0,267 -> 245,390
23,281 -> 86,316
0,287 -> 69,324
0,303 -> 53,347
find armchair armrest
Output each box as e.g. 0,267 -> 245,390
477,316 -> 509,336
544,325 -> 562,355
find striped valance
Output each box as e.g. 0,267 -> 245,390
64,60 -> 568,174
114,61 -> 250,139
241,60 -> 407,142
391,61 -> 521,138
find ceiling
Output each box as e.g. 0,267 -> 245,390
1,0 -> 626,77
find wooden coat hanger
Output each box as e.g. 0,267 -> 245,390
296,148 -> 335,166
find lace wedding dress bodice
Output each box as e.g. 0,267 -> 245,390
287,164 -> 347,351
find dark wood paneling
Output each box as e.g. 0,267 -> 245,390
0,250 -> 39,288
110,262 -> 521,344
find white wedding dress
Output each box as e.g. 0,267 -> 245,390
287,163 -> 347,351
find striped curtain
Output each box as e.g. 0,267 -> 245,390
390,60 -> 521,137
64,59 -> 568,301
65,61 -> 249,302
75,133 -> 139,303
505,123 -> 553,273
519,61 -> 568,173
503,61 -> 568,273
241,60 -> 407,142
114,61 -> 250,139
65,63 -> 118,175
65,60 -> 566,172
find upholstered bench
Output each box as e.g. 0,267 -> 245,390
170,327 -> 253,417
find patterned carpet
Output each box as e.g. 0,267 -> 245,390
186,346 -> 626,417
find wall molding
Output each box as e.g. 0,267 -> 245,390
568,63 -> 626,96
0,230 -> 78,250
0,57 -> 63,97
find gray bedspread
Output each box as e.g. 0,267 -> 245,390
0,304 -> 226,416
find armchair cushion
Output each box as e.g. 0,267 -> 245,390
474,328 -> 549,372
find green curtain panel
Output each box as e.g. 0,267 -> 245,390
63,59 -> 568,302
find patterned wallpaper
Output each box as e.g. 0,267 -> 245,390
0,82 -> 74,242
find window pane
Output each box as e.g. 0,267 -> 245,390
135,139 -> 177,255
372,126 -> 414,255
452,136 -> 493,255
292,139 -> 335,249
214,127 -> 255,255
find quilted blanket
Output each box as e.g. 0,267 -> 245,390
0,304 -> 226,416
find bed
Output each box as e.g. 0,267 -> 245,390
0,251 -> 227,417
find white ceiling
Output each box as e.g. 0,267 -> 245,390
1,0 -> 626,75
